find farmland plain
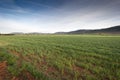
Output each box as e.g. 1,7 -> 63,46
0,35 -> 120,80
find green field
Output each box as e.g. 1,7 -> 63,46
0,35 -> 120,80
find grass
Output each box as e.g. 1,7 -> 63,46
0,35 -> 120,80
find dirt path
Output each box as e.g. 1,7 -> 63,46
0,61 -> 10,80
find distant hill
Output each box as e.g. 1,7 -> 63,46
55,26 -> 120,34
1,25 -> 120,35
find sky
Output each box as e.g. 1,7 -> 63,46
0,0 -> 120,33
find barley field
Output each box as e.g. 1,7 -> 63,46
0,35 -> 120,80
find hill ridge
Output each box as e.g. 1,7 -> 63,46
55,25 -> 120,34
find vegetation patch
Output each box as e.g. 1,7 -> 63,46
0,35 -> 120,80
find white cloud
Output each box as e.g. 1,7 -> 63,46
0,18 -> 36,33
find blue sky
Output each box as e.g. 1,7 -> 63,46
0,0 -> 120,33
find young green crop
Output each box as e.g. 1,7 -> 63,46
0,35 -> 120,80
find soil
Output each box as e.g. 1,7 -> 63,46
0,61 -> 11,80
